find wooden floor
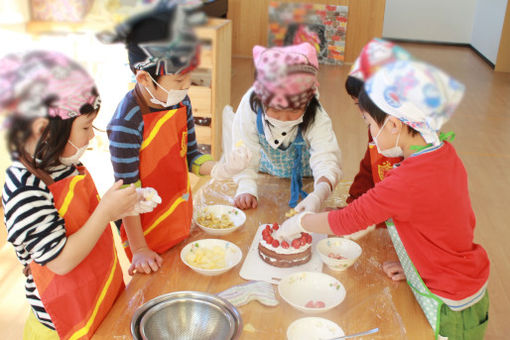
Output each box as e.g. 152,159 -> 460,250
1,43 -> 509,339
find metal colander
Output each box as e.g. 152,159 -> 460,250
131,291 -> 242,340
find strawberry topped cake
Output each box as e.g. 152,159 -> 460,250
258,223 -> 313,267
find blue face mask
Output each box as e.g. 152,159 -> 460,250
373,118 -> 404,158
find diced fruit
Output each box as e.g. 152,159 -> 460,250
305,300 -> 315,308
291,239 -> 301,249
272,239 -> 280,247
315,301 -> 325,308
281,241 -> 289,249
328,252 -> 346,260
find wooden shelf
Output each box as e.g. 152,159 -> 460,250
190,18 -> 232,160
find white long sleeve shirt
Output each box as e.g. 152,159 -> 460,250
232,88 -> 343,198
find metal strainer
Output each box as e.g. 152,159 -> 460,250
131,291 -> 242,340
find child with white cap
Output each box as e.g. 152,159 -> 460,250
277,59 -> 490,339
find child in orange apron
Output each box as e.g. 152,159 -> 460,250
99,1 -> 250,275
0,51 -> 145,339
344,39 -> 411,221
279,59 -> 490,339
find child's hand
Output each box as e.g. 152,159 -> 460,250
100,180 -> 138,221
382,261 -> 406,281
273,212 -> 309,239
234,193 -> 258,210
295,182 -> 331,213
129,187 -> 162,215
129,247 -> 163,275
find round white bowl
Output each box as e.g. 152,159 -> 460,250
317,237 -> 362,271
287,317 -> 344,340
278,272 -> 346,314
194,204 -> 246,235
180,239 -> 242,276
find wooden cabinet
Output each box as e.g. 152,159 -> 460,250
191,18 -> 232,160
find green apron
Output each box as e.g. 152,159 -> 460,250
386,219 -> 444,339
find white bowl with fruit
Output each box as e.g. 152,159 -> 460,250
278,271 -> 346,314
316,237 -> 362,271
194,205 -> 246,236
181,239 -> 242,276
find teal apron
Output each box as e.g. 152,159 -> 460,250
256,107 -> 312,207
385,219 -> 444,338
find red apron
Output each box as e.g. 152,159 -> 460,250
120,86 -> 192,259
25,163 -> 124,340
368,142 -> 402,184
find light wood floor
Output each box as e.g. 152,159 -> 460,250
1,43 -> 509,339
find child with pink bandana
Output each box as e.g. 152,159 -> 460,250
232,42 -> 342,211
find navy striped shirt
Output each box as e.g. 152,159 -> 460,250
107,90 -> 209,185
2,161 -> 77,330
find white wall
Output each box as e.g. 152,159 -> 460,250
383,0 -> 478,43
471,0 -> 508,64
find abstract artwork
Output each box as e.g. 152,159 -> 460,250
268,1 -> 348,65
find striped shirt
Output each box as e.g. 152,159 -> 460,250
107,90 -> 211,186
2,161 -> 77,330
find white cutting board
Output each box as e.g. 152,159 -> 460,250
240,224 -> 326,284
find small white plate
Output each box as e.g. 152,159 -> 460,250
278,271 -> 346,314
194,204 -> 246,235
287,317 -> 344,340
181,239 -> 242,276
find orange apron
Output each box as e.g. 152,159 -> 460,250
368,142 -> 402,184
23,162 -> 124,340
120,86 -> 192,259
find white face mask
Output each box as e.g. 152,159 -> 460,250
373,118 -> 404,158
265,114 -> 303,130
145,74 -> 188,107
59,140 -> 88,166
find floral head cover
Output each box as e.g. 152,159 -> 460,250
365,60 -> 465,145
349,38 -> 411,81
253,42 -> 319,110
0,50 -> 100,120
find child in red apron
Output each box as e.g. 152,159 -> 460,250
0,51 -> 142,339
345,39 -> 411,221
279,59 -> 490,339
99,1 -> 249,275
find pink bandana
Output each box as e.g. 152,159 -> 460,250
349,38 -> 411,81
0,50 -> 100,120
253,43 -> 319,110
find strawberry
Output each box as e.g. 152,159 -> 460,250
281,241 -> 289,249
266,236 -> 273,244
262,229 -> 269,237
299,238 -> 306,247
265,225 -> 271,232
272,223 -> 279,230
305,300 -> 315,308
291,239 -> 301,249
315,301 -> 325,308
272,239 -> 280,248
305,233 -> 312,244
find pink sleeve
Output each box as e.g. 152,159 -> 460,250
328,171 -> 412,236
